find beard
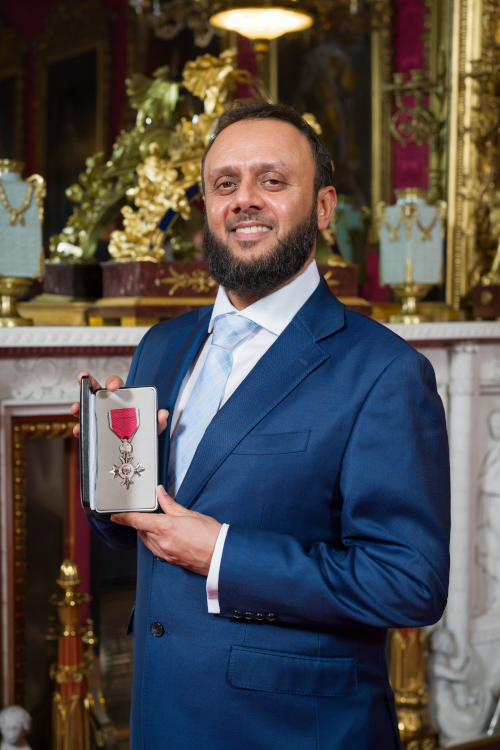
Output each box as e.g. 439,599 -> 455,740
203,203 -> 318,298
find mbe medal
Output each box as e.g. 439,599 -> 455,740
108,408 -> 145,489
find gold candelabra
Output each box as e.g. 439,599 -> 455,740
386,62 -> 447,205
0,276 -> 33,327
49,559 -> 116,750
390,628 -> 438,750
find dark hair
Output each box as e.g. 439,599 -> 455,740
201,100 -> 334,195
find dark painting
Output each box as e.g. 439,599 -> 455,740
278,20 -> 372,207
0,75 -> 16,160
45,49 -> 97,242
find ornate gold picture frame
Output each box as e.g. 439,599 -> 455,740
10,417 -> 77,706
446,0 -> 500,309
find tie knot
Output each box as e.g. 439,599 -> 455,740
211,313 -> 258,350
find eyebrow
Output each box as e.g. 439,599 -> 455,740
208,162 -> 287,181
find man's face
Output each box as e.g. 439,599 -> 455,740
204,118 -> 317,257
202,119 -> 333,295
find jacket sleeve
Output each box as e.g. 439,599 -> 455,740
217,348 -> 451,629
86,329 -> 152,550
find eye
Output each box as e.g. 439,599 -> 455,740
262,176 -> 284,189
216,179 -> 237,192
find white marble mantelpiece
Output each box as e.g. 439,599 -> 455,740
0,325 -> 150,349
1,321 -> 500,349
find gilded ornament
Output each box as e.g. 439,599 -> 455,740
160,266 -> 217,295
464,2 -> 500,293
49,559 -> 117,750
390,628 -> 438,749
376,201 -> 447,242
48,65 -> 181,263
0,174 -> 45,227
385,65 -> 447,204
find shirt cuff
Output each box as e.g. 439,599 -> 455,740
206,523 -> 230,614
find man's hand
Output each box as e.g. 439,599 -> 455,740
111,485 -> 222,577
70,371 -> 169,439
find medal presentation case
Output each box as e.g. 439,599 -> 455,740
80,376 -> 158,514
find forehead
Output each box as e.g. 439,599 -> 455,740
205,118 -> 314,177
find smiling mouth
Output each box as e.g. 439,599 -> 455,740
233,226 -> 272,236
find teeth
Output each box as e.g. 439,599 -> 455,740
235,226 -> 271,234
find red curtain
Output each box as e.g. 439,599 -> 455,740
392,0 -> 428,192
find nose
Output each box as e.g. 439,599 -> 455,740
229,176 -> 266,215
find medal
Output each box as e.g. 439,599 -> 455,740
108,408 -> 145,489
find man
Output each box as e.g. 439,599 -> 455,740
72,102 -> 450,750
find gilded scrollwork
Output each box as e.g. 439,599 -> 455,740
465,0 -> 500,291
446,0 -> 500,308
160,266 -> 217,296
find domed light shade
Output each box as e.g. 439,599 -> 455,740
209,7 -> 313,39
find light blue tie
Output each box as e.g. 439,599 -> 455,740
167,312 -> 258,497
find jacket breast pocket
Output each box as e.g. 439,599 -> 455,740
232,430 -> 311,456
229,646 -> 357,697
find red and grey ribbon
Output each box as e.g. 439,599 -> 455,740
108,408 -> 139,441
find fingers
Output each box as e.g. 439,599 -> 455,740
105,375 -> 125,391
73,372 -> 124,440
71,401 -> 80,438
156,485 -> 185,516
158,409 -> 169,435
110,511 -> 164,533
78,371 -> 102,391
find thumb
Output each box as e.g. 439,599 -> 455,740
156,484 -> 184,515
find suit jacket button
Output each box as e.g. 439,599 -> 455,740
254,613 -> 265,622
232,610 -> 243,620
150,622 -> 164,637
266,613 -> 278,622
244,612 -> 254,621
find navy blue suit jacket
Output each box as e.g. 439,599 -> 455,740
89,278 -> 450,750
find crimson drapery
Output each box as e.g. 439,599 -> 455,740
392,0 -> 428,192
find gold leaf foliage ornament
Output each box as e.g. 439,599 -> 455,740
48,66 -> 181,263
182,48 -> 263,116
126,65 -> 180,129
49,50 -> 259,264
108,143 -> 192,262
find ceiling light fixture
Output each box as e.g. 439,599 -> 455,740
130,0 -> 361,47
209,7 -> 313,40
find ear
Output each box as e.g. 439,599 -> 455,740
317,187 -> 337,231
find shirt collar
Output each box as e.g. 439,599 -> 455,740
208,260 -> 321,336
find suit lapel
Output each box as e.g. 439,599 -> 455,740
175,280 -> 346,509
155,308 -> 212,484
